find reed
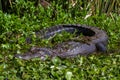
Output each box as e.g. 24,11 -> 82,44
0,0 -> 2,10
0,0 -> 119,15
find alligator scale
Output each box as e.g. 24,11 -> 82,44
15,24 -> 108,60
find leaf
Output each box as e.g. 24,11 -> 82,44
65,71 -> 73,80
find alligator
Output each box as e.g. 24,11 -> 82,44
14,24 -> 108,60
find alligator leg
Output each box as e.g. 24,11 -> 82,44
95,43 -> 107,52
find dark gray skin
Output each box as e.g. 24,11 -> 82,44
15,41 -> 96,60
15,24 -> 108,60
52,41 -> 97,58
14,48 -> 52,60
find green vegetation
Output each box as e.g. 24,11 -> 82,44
0,0 -> 120,79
